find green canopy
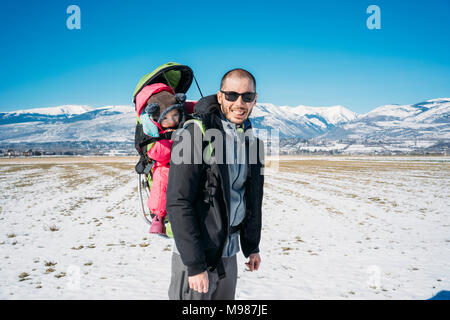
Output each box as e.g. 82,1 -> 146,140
132,62 -> 194,103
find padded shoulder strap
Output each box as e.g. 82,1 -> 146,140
183,118 -> 205,133
183,119 -> 213,163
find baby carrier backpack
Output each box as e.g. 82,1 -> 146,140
132,62 -> 202,236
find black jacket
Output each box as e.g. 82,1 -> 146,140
166,95 -> 264,276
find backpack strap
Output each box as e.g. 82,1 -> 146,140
183,119 -> 216,205
184,119 -> 228,278
229,223 -> 242,234
216,258 -> 226,280
183,119 -> 214,163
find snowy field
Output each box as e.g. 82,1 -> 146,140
0,156 -> 449,299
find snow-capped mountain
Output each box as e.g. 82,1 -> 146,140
12,105 -> 94,116
251,103 -> 357,137
320,98 -> 450,141
0,105 -> 94,125
0,98 -> 448,144
0,105 -> 136,143
0,103 -> 358,142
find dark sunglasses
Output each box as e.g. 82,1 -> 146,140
220,90 -> 256,103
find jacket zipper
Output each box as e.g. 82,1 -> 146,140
217,122 -> 247,259
227,131 -> 240,256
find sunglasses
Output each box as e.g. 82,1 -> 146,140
220,90 -> 256,103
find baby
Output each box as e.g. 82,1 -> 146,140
142,88 -> 186,235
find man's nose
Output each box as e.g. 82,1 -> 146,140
235,95 -> 246,107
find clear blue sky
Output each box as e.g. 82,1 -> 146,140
0,0 -> 449,114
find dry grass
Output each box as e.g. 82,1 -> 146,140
263,157 -> 449,218
12,179 -> 34,188
0,164 -> 53,174
58,165 -> 94,187
0,156 -> 138,165
273,159 -> 450,175
97,162 -> 134,176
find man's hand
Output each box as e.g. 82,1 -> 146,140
245,253 -> 261,271
188,271 -> 209,293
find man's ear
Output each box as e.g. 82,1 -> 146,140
217,91 -> 222,105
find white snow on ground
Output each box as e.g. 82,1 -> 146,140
0,156 -> 449,299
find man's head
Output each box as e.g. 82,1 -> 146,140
217,68 -> 257,125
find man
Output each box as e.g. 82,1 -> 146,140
166,68 -> 264,300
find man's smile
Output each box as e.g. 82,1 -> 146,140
231,108 -> 247,117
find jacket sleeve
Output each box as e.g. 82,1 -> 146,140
148,139 -> 173,165
240,138 -> 265,258
165,123 -> 207,276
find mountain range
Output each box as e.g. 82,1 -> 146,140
319,98 -> 450,141
0,98 -> 449,145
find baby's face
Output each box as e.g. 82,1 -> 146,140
160,109 -> 180,129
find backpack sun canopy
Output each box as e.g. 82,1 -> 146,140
132,62 -> 194,104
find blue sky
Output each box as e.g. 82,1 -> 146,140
0,0 -> 449,114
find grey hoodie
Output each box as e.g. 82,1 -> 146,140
220,115 -> 248,257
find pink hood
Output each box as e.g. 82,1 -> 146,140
135,83 -> 175,117
135,82 -> 196,117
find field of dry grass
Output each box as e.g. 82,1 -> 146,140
0,156 -> 139,165
1,155 -> 448,299
276,158 -> 449,173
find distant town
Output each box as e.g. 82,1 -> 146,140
0,141 -> 136,157
1,138 -> 449,158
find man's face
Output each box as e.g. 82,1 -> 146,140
217,76 -> 257,125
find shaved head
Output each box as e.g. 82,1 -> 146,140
220,68 -> 256,91
217,68 -> 258,124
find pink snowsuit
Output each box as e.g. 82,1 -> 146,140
135,83 -> 195,219
146,130 -> 173,218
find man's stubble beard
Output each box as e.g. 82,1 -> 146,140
220,104 -> 254,125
